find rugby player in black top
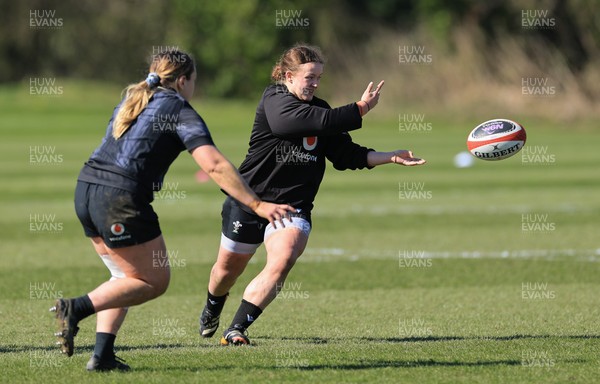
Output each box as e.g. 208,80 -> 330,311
50,50 -> 294,371
198,44 -> 426,345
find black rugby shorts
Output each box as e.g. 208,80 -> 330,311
74,181 -> 161,248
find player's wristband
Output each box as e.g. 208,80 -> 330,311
357,100 -> 370,116
248,199 -> 261,212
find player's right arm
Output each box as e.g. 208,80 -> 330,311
264,92 -> 360,138
263,81 -> 383,138
176,104 -> 294,224
190,145 -> 295,226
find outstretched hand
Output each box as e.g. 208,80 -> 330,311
361,80 -> 385,111
391,150 -> 426,166
253,201 -> 297,228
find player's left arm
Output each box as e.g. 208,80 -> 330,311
324,132 -> 373,171
325,132 -> 426,170
367,150 -> 426,167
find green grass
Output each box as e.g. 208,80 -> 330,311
1,81 -> 599,383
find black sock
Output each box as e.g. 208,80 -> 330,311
72,294 -> 95,322
228,299 -> 263,332
93,332 -> 116,360
206,291 -> 228,315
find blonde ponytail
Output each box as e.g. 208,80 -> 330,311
112,81 -> 155,139
111,50 -> 195,140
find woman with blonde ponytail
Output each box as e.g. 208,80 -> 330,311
51,50 -> 295,372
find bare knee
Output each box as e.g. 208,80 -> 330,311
144,269 -> 170,298
153,277 -> 170,297
211,251 -> 252,281
211,263 -> 239,283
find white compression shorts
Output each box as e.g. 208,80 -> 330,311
220,216 -> 311,254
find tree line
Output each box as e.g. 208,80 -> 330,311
3,0 -> 597,102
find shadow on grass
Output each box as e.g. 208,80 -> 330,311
135,359 -> 524,373
5,334 -> 596,372
296,359 -> 522,370
257,336 -> 329,344
6,334 -> 599,355
359,334 -> 600,343
0,342 -> 201,354
257,334 -> 600,344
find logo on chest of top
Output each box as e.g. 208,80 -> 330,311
276,140 -> 318,165
303,136 -> 318,151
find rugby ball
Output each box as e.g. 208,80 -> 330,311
467,119 -> 526,161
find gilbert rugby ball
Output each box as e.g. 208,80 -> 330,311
467,119 -> 527,161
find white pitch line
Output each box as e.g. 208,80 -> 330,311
300,247 -> 600,262
315,203 -> 583,216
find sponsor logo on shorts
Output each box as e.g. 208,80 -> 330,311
109,223 -> 132,242
110,223 -> 125,236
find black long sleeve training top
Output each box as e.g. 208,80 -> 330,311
235,84 -> 373,213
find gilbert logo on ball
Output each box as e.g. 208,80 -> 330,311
467,119 -> 527,161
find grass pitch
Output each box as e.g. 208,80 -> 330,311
0,82 -> 599,383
